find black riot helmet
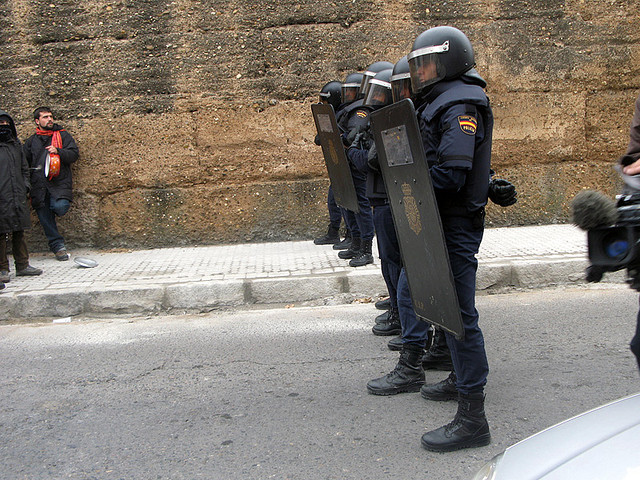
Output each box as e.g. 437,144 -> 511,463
342,72 -> 364,104
363,69 -> 393,108
319,80 -> 342,110
390,56 -> 412,102
407,26 -> 475,95
360,61 -> 394,98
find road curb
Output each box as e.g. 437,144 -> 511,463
1,256 -> 620,322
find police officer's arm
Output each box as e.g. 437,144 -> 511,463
429,104 -> 479,191
346,145 -> 370,173
342,109 -> 369,146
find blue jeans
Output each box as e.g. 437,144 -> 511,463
632,298 -> 640,373
36,193 -> 70,253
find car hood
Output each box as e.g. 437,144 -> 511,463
495,393 -> 640,480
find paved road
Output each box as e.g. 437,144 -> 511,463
1,285 -> 639,480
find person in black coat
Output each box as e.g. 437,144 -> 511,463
0,109 -> 42,284
23,107 -> 79,261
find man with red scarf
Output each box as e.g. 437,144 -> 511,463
23,107 -> 79,260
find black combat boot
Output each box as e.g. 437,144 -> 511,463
349,238 -> 374,267
367,343 -> 425,395
333,230 -> 352,250
338,236 -> 361,259
420,371 -> 458,401
421,392 -> 491,452
375,297 -> 391,310
375,310 -> 391,324
387,336 -> 402,351
314,225 -> 340,245
422,327 -> 453,371
372,308 -> 401,336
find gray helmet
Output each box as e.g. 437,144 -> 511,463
342,72 -> 364,104
363,69 -> 393,107
407,26 -> 475,94
360,61 -> 394,98
319,81 -> 342,110
391,56 -> 412,102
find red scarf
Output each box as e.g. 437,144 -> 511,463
36,128 -> 64,180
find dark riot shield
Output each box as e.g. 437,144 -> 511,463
311,103 -> 360,213
370,99 -> 464,339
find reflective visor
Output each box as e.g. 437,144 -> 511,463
391,76 -> 412,102
341,83 -> 360,103
407,40 -> 449,92
408,52 -> 445,93
359,71 -> 376,96
364,78 -> 392,107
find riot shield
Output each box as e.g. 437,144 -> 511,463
370,98 -> 464,339
311,103 -> 360,213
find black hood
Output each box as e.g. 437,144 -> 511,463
0,109 -> 18,139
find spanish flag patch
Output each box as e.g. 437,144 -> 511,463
457,115 -> 477,135
356,110 -> 368,118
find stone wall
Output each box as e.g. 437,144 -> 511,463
1,0 -> 638,250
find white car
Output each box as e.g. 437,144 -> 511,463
473,393 -> 640,480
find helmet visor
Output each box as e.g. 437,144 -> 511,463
407,41 -> 449,93
342,83 -> 360,104
363,79 -> 392,107
391,73 -> 412,102
359,71 -> 376,97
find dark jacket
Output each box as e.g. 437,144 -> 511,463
0,109 -> 31,234
23,123 -> 79,209
415,79 -> 493,217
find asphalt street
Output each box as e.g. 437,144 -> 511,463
1,285 -> 639,480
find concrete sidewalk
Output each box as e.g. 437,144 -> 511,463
0,224 -> 604,321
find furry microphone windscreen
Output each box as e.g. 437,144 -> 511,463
571,190 -> 619,230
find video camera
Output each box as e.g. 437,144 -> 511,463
574,190 -> 640,291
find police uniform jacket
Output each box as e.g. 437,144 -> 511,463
339,101 -> 371,183
0,110 -> 31,234
23,124 -> 79,209
416,79 -> 493,218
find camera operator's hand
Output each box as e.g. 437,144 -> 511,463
623,158 -> 640,175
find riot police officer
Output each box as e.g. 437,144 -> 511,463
362,62 -> 407,336
329,72 -> 365,251
406,26 -> 493,452
314,81 -> 346,246
344,69 -> 404,305
337,63 -> 392,266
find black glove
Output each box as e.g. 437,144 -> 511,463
488,178 -> 517,207
348,131 -> 366,150
343,124 -> 366,146
585,265 -> 606,283
367,143 -> 380,171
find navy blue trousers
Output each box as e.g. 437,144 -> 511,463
396,215 -> 489,395
442,216 -> 488,395
373,204 -> 401,310
343,177 -> 374,241
327,186 -> 343,229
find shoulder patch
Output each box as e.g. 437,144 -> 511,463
355,110 -> 369,118
457,115 -> 477,135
